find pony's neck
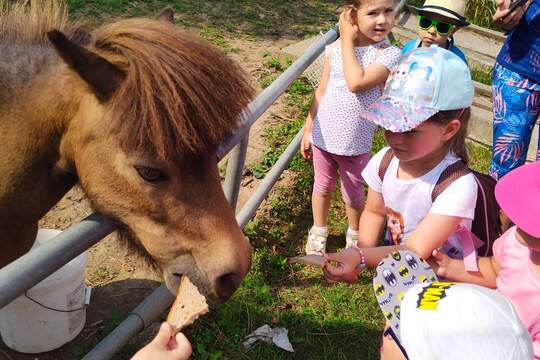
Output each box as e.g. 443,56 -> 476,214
0,42 -> 56,103
0,43 -> 79,232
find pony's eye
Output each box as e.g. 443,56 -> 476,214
134,165 -> 167,183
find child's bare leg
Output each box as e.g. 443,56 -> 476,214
306,191 -> 331,254
312,192 -> 332,227
380,330 -> 406,360
346,203 -> 364,231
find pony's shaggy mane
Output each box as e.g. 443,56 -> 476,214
95,19 -> 255,159
0,0 -> 82,43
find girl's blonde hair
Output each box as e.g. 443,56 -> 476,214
427,108 -> 471,165
345,0 -> 364,7
345,0 -> 396,8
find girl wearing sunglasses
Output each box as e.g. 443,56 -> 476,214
401,0 -> 469,64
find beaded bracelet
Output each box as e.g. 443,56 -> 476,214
351,246 -> 367,270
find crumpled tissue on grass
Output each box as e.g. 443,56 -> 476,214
242,324 -> 294,352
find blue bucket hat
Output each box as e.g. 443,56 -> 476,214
362,45 -> 474,133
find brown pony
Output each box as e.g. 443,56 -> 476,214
0,1 -> 254,303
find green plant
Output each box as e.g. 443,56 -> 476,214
470,62 -> 493,86
466,0 -> 497,29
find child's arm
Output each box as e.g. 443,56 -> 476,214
301,57 -> 331,159
325,214 -> 466,282
339,10 -> 391,92
403,213 -> 464,260
431,250 -> 500,288
357,188 -> 387,247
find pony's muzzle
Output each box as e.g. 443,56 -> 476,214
215,271 -> 243,300
214,243 -> 252,300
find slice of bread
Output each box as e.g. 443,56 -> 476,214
289,254 -> 326,267
166,276 -> 209,333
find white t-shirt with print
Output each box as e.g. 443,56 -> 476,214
361,147 -> 478,258
311,40 -> 401,156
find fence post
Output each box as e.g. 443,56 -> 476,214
223,133 -> 250,211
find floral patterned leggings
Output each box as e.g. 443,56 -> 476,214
490,63 -> 540,180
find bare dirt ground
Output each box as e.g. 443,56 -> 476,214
0,35 -> 299,360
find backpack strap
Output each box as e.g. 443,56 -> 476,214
378,148 -> 395,181
431,161 -> 471,202
432,162 -> 481,272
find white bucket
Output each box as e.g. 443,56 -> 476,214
0,229 -> 89,353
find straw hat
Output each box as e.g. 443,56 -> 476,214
412,0 -> 470,26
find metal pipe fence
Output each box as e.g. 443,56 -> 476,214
223,134 -> 250,211
0,213 -> 115,309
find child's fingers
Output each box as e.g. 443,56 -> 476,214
300,142 -> 311,159
339,8 -> 353,26
323,265 -> 344,282
323,262 -> 345,278
339,11 -> 347,24
431,249 -> 445,263
323,252 -> 341,263
172,333 -> 192,359
494,0 -> 507,8
154,322 -> 174,348
493,8 -> 511,21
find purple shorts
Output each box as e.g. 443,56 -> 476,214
312,145 -> 370,207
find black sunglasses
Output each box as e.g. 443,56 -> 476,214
417,15 -> 456,35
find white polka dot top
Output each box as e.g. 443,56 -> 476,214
312,40 -> 401,156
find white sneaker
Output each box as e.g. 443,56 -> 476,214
305,227 -> 328,255
345,229 -> 358,249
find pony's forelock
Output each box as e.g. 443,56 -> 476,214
94,19 -> 255,160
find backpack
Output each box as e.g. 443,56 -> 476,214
378,149 -> 501,257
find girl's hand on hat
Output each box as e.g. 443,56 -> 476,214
323,249 -> 362,283
431,249 -> 450,278
300,131 -> 312,159
339,8 -> 358,44
493,0 -> 531,29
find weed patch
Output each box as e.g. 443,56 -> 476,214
68,0 -> 342,39
471,62 -> 493,86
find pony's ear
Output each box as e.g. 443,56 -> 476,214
47,30 -> 125,102
155,7 -> 175,24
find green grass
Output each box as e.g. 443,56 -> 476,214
468,140 -> 492,174
67,0 -> 342,39
470,62 -> 493,86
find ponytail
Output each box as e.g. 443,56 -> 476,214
427,108 -> 471,165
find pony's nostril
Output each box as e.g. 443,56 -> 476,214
215,272 -> 241,300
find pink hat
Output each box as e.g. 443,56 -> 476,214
495,161 -> 540,238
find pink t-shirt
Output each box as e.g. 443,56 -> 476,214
494,226 -> 540,359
